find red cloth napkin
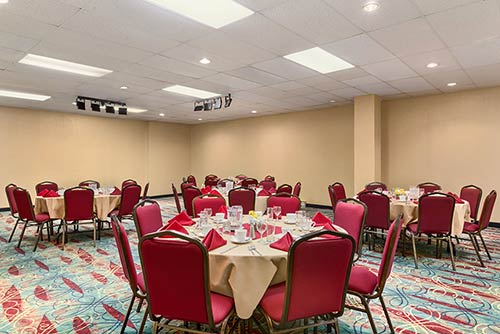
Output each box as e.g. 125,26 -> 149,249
110,187 -> 121,195
45,190 -> 60,198
202,229 -> 227,251
270,232 -> 294,252
218,205 -> 228,219
312,212 -> 332,226
258,189 -> 270,197
210,189 -> 222,197
168,211 -> 195,226
201,186 -> 211,194
158,221 -> 189,237
269,187 -> 276,194
321,223 -> 339,239
38,189 -> 49,197
447,192 -> 464,204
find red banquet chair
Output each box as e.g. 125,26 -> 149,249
241,177 -> 258,188
35,181 -> 58,194
133,200 -> 164,239
267,193 -> 301,215
79,180 -> 100,188
110,215 -> 148,334
182,186 -> 202,217
358,190 -> 391,250
334,199 -> 367,261
346,216 -> 403,334
62,187 -> 96,249
187,175 -> 197,186
462,190 -> 496,267
417,182 -> 441,194
403,192 -> 456,270
205,177 -> 219,188
142,182 -> 150,200
139,230 -> 235,334
292,182 -> 301,197
5,184 -> 19,242
328,182 -> 347,214
228,187 -> 255,214
171,183 -> 182,214
122,179 -> 137,189
364,182 -> 387,192
12,187 -> 51,251
193,194 -> 226,217
181,181 -> 195,193
259,180 -> 276,192
276,184 -> 293,194
258,229 -> 355,334
264,175 -> 275,182
235,174 -> 247,181
460,185 -> 482,223
109,184 -> 142,223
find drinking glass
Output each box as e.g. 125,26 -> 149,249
273,206 -> 282,221
234,205 -> 243,226
266,207 -> 273,220
205,208 -> 212,217
296,210 -> 305,229
266,221 -> 275,243
256,220 -> 267,243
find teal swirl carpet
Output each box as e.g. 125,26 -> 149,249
0,198 -> 499,333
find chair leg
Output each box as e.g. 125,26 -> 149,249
478,232 -> 492,260
411,233 -> 418,269
360,297 -> 378,334
470,234 -> 484,267
448,236 -> 456,271
46,222 -> 51,242
33,223 -> 44,252
136,297 -> 144,312
402,229 -> 406,257
93,219 -> 97,247
121,295 -> 136,334
152,320 -> 158,334
138,306 -> 148,334
8,219 -> 20,243
17,222 -> 29,249
379,295 -> 395,334
62,220 -> 67,250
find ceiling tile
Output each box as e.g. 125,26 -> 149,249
3,0 -> 81,26
342,75 -> 382,87
123,64 -> 192,85
307,91 -> 343,103
139,55 -> 216,79
407,88 -> 442,96
465,63 -> 500,86
412,0 -> 481,15
203,73 -> 262,90
362,59 -> 417,81
0,11 -> 58,41
423,69 -> 474,88
161,44 -> 243,72
252,57 -> 318,80
0,31 -> 39,52
401,49 -> 461,75
235,0 -> 289,11
388,77 -> 435,92
330,87 -> 366,99
451,37 -> 500,68
298,75 -> 348,91
355,82 -> 401,95
270,81 -> 307,91
227,67 -> 287,85
326,67 -> 370,81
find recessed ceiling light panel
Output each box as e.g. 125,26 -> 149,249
159,113 -> 165,117
426,62 -> 438,68
143,0 -> 254,29
19,54 -> 112,77
120,86 -> 128,90
0,89 -> 51,101
163,85 -> 220,98
199,58 -> 211,64
284,47 -> 354,74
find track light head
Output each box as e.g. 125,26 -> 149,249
213,96 -> 222,109
76,97 -> 86,110
194,100 -> 204,111
105,102 -> 115,114
90,100 -> 101,112
224,93 -> 232,108
118,105 -> 127,115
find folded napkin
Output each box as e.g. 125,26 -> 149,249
269,187 -> 276,194
321,223 -> 340,239
218,205 -> 228,219
168,211 -> 195,226
158,221 -> 189,237
447,192 -> 464,204
110,187 -> 121,195
201,186 -> 212,194
45,190 -> 60,198
258,189 -> 270,197
38,189 -> 49,197
202,229 -> 227,251
270,232 -> 294,252
312,212 -> 332,226
210,189 -> 222,197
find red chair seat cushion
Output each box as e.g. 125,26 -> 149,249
35,213 -> 50,222
347,266 -> 377,295
259,282 -> 285,322
210,292 -> 234,324
407,223 -> 418,234
463,222 -> 480,233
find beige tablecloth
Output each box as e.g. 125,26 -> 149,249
390,200 -> 470,236
222,194 -> 269,212
35,195 -> 121,220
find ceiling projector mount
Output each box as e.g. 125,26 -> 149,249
194,93 -> 232,112
75,96 -> 127,115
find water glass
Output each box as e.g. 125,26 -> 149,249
266,221 -> 275,243
273,206 -> 282,220
205,207 -> 213,217
296,210 -> 306,228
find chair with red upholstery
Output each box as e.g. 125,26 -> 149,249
241,177 -> 259,188
133,200 -> 164,239
171,183 -> 182,214
365,182 -> 387,192
193,194 -> 226,218
182,186 -> 202,217
403,192 -> 456,270
259,180 -> 277,192
264,175 -> 275,181
35,181 -> 58,194
328,182 -> 347,214
122,179 -> 137,189
334,199 -> 367,261
205,177 -> 220,188
460,185 -> 482,223
109,184 -> 142,222
187,175 -> 197,186
228,187 -> 255,214
462,190 -> 496,267
276,184 -> 293,194
79,180 -> 100,188
205,174 -> 218,181
110,215 -> 148,334
5,184 -> 19,242
235,174 -> 247,181
292,182 -> 301,197
62,187 -> 96,249
139,230 -> 235,333
417,182 -> 441,194
267,193 -> 301,215
259,229 -> 355,334
346,216 -> 403,334
217,178 -> 234,188
358,190 -> 391,250
180,181 -> 195,193
142,182 -> 150,200
12,187 -> 51,251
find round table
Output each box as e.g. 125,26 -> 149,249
221,194 -> 269,212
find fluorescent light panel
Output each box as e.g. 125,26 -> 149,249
0,89 -> 51,101
163,85 -> 219,99
143,0 -> 253,29
284,47 -> 354,74
127,107 -> 148,113
19,54 -> 112,77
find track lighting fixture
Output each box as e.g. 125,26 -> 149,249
75,96 -> 128,116
193,93 -> 232,112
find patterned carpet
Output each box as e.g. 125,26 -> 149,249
0,198 -> 499,334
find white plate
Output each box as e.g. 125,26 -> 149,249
283,218 -> 297,225
230,236 -> 251,244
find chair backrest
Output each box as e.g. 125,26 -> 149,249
13,187 -> 36,221
377,216 -> 403,291
118,184 -> 142,217
133,200 -> 164,238
277,184 -> 293,194
358,191 -> 391,230
259,180 -> 276,191
182,186 -> 202,217
186,175 -> 197,186
477,190 -> 497,231
111,215 -> 140,294
228,187 -> 255,214
417,193 -> 455,234
235,174 -> 247,181
267,193 -> 301,215
365,182 -> 387,191
281,230 -> 355,323
328,182 -> 347,213
79,180 -> 100,188
241,178 -> 259,188
264,175 -> 275,181
142,182 -> 150,200
193,194 -> 226,217
180,181 -> 194,193
35,181 -> 58,194
139,231 -> 215,327
204,178 -> 219,187
460,185 -> 482,220
122,179 -> 137,189
334,199 -> 367,256
64,187 -> 94,221
417,182 -> 441,194
172,183 -> 182,214
205,174 -> 218,181
217,178 -> 234,187
292,182 -> 301,197
5,183 -> 18,215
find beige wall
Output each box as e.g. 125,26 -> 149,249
0,106 -> 190,208
382,86 -> 500,220
190,106 -> 355,206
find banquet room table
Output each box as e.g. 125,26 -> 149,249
34,194 -> 121,221
183,216 -> 345,319
389,199 -> 470,236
